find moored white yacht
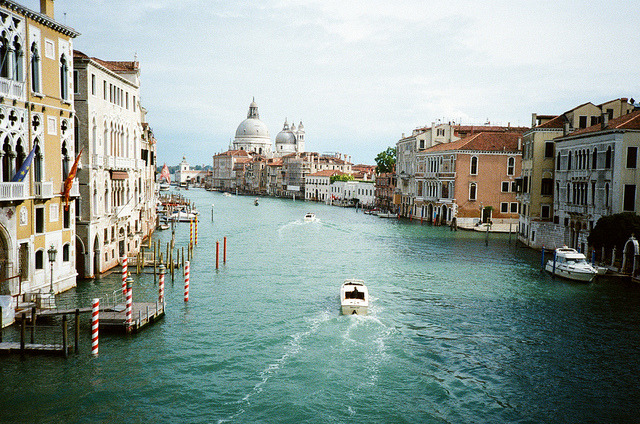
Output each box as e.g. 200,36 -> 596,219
545,247 -> 597,283
340,279 -> 369,315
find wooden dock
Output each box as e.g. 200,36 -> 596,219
0,341 -> 73,356
100,302 -> 165,333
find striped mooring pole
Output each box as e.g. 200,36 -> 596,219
190,219 -> 193,247
195,215 -> 198,246
223,236 -> 227,263
158,263 -> 165,304
91,298 -> 99,356
184,260 -> 190,302
125,275 -> 133,332
121,256 -> 128,296
216,241 -> 219,270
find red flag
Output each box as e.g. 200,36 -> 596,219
63,148 -> 83,211
160,163 -> 171,183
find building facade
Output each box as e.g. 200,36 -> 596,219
0,0 -> 80,296
73,50 -> 157,277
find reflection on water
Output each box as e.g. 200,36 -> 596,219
2,189 -> 640,423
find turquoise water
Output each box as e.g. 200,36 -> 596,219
3,189 -> 640,423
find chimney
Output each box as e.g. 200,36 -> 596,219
531,113 -> 537,128
601,111 -> 609,129
518,137 -> 522,151
563,121 -> 570,136
40,0 -> 55,18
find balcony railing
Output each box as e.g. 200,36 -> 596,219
34,181 -> 54,199
92,154 -> 103,167
60,178 -> 79,197
0,181 -> 28,201
0,78 -> 25,100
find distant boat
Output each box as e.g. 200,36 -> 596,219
340,279 -> 369,315
545,247 -> 597,282
159,182 -> 170,191
157,223 -> 170,230
223,192 -> 232,197
378,212 -> 398,218
168,211 -> 197,222
304,212 -> 318,222
254,198 -> 259,206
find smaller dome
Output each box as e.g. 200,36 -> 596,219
276,130 -> 296,145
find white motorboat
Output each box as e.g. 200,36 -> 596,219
304,212 -> 318,222
223,192 -> 232,197
378,212 -> 398,218
159,182 -> 171,191
340,279 -> 369,315
545,247 -> 597,283
168,211 -> 197,222
157,223 -> 170,230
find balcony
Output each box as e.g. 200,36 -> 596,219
92,154 -> 103,168
0,181 -> 28,201
34,181 -> 54,199
0,78 -> 25,100
60,178 -> 80,197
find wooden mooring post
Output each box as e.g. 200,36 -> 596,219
75,309 -> 80,353
62,314 -> 68,358
31,306 -> 36,343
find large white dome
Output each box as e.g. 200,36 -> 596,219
236,118 -> 270,139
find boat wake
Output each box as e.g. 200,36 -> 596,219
219,306 -> 335,423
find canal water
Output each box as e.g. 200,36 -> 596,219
3,189 -> 640,423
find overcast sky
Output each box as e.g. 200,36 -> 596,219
22,0 -> 640,166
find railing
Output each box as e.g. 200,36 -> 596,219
0,78 -> 26,100
60,178 -> 79,197
105,157 -> 115,169
92,154 -> 103,167
34,181 -> 54,199
0,181 -> 28,201
115,157 -> 135,169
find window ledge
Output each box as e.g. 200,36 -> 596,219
32,92 -> 45,98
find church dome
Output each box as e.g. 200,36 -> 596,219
234,99 -> 270,140
235,118 -> 270,139
276,130 -> 296,144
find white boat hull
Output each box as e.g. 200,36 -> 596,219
545,262 -> 596,282
341,304 -> 368,315
340,279 -> 369,315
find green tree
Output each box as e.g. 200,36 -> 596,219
588,212 -> 640,250
330,174 -> 355,183
375,147 -> 396,174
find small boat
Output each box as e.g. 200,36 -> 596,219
254,198 -> 259,206
545,246 -> 597,282
223,192 -> 232,197
304,212 -> 318,222
340,279 -> 369,315
168,211 -> 197,222
159,182 -> 170,191
378,212 -> 398,218
157,223 -> 170,230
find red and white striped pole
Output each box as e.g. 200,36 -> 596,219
195,215 -> 198,246
91,298 -> 99,356
159,263 -> 165,304
190,219 -> 193,247
125,275 -> 133,332
184,260 -> 190,302
121,256 -> 128,295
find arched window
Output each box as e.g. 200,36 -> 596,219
13,37 -> 23,82
470,156 -> 478,175
0,34 -> 9,78
507,157 -> 515,176
60,54 -> 69,100
34,142 -> 42,182
567,152 -> 572,170
62,243 -> 70,262
61,141 -> 69,179
14,138 -> 25,173
592,148 -> 598,169
2,136 -> 12,182
469,182 -> 477,201
31,43 -> 40,92
35,249 -> 44,270
605,146 -> 612,169
557,153 -> 561,170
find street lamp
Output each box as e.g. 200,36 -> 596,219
47,244 -> 57,294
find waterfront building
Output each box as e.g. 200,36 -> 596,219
0,0 -> 80,296
517,98 -> 635,249
395,123 -> 526,218
211,149 -> 251,191
552,108 -> 640,252
265,157 -> 283,196
375,172 -> 397,212
415,132 -> 522,227
304,170 -> 343,202
175,156 -> 208,186
73,50 -> 157,277
275,119 -> 305,155
354,181 -> 375,207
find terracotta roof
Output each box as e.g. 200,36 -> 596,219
74,50 -> 138,72
214,149 -> 250,158
536,115 -> 565,129
308,170 -> 344,177
423,132 -> 522,153
564,110 -> 640,137
453,125 -> 528,134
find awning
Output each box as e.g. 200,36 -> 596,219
111,171 -> 129,180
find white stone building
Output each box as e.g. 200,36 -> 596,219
73,50 -> 157,277
305,170 -> 342,202
175,156 -> 208,185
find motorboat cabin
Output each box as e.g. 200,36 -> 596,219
340,279 -> 369,315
